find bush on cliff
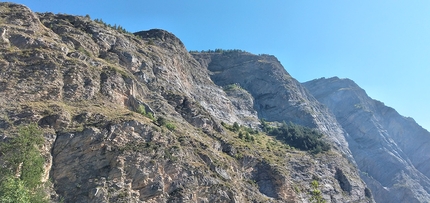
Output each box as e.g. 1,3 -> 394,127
261,120 -> 330,154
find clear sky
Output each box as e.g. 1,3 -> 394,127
7,0 -> 430,131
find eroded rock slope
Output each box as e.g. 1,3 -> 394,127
0,3 -> 373,202
304,77 -> 430,203
192,52 -> 352,157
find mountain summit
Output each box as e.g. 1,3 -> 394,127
0,2 -> 428,203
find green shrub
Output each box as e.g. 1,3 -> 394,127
232,122 -> 240,132
238,131 -> 244,139
222,121 -> 241,132
238,131 -> 254,143
223,84 -> 241,92
146,112 -> 154,120
0,124 -> 47,202
0,176 -> 30,203
193,49 -> 246,54
244,132 -> 255,142
310,180 -> 325,203
165,123 -> 176,131
137,104 -> 146,115
311,180 -> 319,188
136,105 -> 154,120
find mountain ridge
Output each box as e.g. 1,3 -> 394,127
0,2 -> 428,202
0,3 -> 372,202
303,77 -> 430,202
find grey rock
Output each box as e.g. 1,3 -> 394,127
192,52 -> 354,159
304,77 -> 430,203
0,3 -> 376,202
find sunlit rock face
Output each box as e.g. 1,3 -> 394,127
0,2 -> 377,202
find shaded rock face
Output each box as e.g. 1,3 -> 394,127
335,168 -> 352,193
193,53 -> 313,125
304,77 -> 430,203
0,3 -> 374,203
192,52 -> 353,158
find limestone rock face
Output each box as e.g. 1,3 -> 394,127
192,52 -> 353,158
303,77 -> 430,203
0,3 -> 374,202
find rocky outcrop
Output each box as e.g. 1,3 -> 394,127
192,52 -> 353,158
0,3 -> 374,202
304,77 -> 430,202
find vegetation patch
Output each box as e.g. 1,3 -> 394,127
219,121 -> 290,165
0,124 -> 48,202
93,18 -> 132,34
165,123 -> 176,131
189,49 -> 247,54
156,116 -> 176,131
261,120 -> 330,154
222,121 -> 261,143
136,104 -> 154,120
310,180 -> 325,203
223,83 -> 242,92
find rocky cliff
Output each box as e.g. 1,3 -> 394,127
192,52 -> 353,158
0,2 -> 408,203
304,77 -> 430,203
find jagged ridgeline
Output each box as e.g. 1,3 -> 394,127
4,2 -> 429,203
0,3 -> 371,202
189,49 -> 247,54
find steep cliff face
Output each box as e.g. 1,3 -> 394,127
192,52 -> 352,158
0,3 -> 374,202
304,77 -> 430,203
192,52 -> 374,201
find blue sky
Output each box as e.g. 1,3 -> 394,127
8,1 -> 430,131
